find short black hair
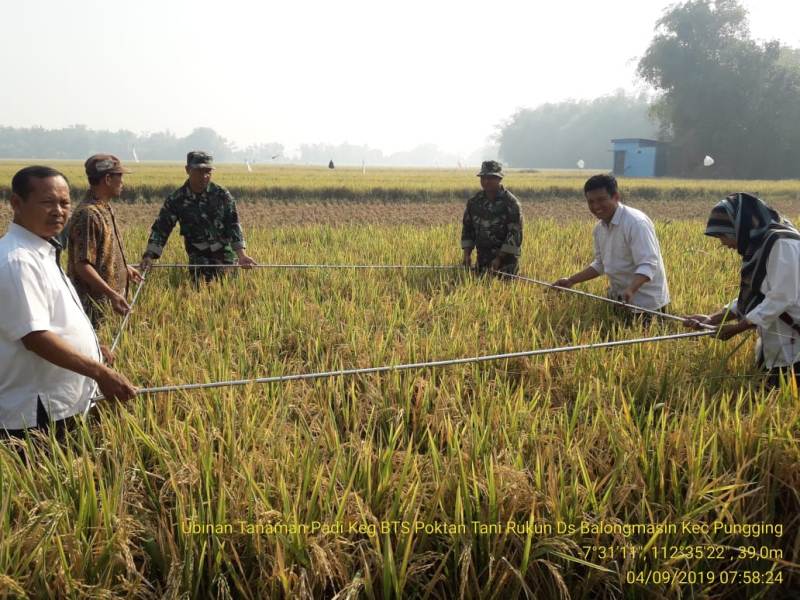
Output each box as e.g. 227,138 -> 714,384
87,174 -> 103,186
584,173 -> 618,197
11,165 -> 68,199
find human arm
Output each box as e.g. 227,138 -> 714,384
0,257 -> 135,401
127,265 -> 143,282
553,225 -> 602,287
461,202 -> 475,267
558,224 -> 609,289
711,240 -> 800,340
687,243 -> 800,340
21,331 -> 136,401
493,198 -> 523,269
684,300 -> 752,339
552,266 -> 601,289
620,273 -> 650,303
684,306 -> 737,328
73,261 -> 130,315
141,195 -> 179,266
100,345 -> 115,365
236,248 -> 257,268
743,239 -> 800,330
622,217 -> 662,302
715,319 -> 756,341
68,207 -> 130,313
221,191 -> 255,268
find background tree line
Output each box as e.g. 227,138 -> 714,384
498,0 -> 800,178
0,125 -> 283,164
3,2 -> 799,178
496,92 -> 657,170
0,126 -> 493,168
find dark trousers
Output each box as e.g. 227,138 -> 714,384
767,363 -> 800,389
475,251 -> 519,276
0,397 -> 78,443
187,248 -> 237,285
615,303 -> 668,327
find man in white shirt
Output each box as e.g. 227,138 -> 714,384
0,166 -> 136,438
551,174 -> 670,313
685,193 -> 800,387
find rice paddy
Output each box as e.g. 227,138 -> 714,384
0,164 -> 798,598
1,160 -> 799,205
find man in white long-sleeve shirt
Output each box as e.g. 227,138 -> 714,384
552,174 -> 670,313
685,193 -> 800,387
0,166 -> 136,440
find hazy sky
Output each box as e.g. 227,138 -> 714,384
2,0 -> 798,157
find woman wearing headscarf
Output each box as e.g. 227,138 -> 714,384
685,193 -> 800,387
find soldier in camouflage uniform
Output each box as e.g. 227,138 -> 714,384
461,160 -> 523,275
140,151 -> 256,283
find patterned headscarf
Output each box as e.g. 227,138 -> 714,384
705,193 -> 799,314
704,202 -> 736,239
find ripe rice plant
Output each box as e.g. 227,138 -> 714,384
0,201 -> 798,597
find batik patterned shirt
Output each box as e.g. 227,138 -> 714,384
67,196 -> 128,315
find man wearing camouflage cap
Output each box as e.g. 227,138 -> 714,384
67,154 -> 143,327
140,151 -> 256,283
461,160 -> 523,275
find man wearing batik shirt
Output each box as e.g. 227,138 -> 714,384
552,174 -> 670,313
139,151 -> 256,283
67,154 -> 142,327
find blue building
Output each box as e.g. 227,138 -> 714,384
611,138 -> 667,178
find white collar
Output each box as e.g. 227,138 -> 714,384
603,204 -> 625,228
7,222 -> 57,258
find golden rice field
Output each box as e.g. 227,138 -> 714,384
1,168 -> 799,598
1,160 -> 799,204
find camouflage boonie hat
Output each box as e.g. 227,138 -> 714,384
85,154 -> 131,178
187,151 -> 214,169
477,160 -> 503,178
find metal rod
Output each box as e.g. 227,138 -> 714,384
497,270 -> 718,331
148,263 -> 463,270
110,272 -> 148,352
144,264 -> 706,332
87,271 -> 150,414
500,272 -> 800,342
93,330 -> 714,400
146,264 -> 794,342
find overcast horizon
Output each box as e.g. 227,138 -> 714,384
3,0 -> 799,159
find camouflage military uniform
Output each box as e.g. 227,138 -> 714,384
461,187 -> 523,274
144,181 -> 246,283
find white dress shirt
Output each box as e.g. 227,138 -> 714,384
0,223 -> 101,429
728,238 -> 800,369
590,204 -> 670,310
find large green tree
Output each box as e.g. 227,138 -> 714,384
497,92 -> 657,170
638,0 -> 800,178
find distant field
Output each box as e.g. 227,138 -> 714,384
1,168 -> 799,597
2,160 -> 799,204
